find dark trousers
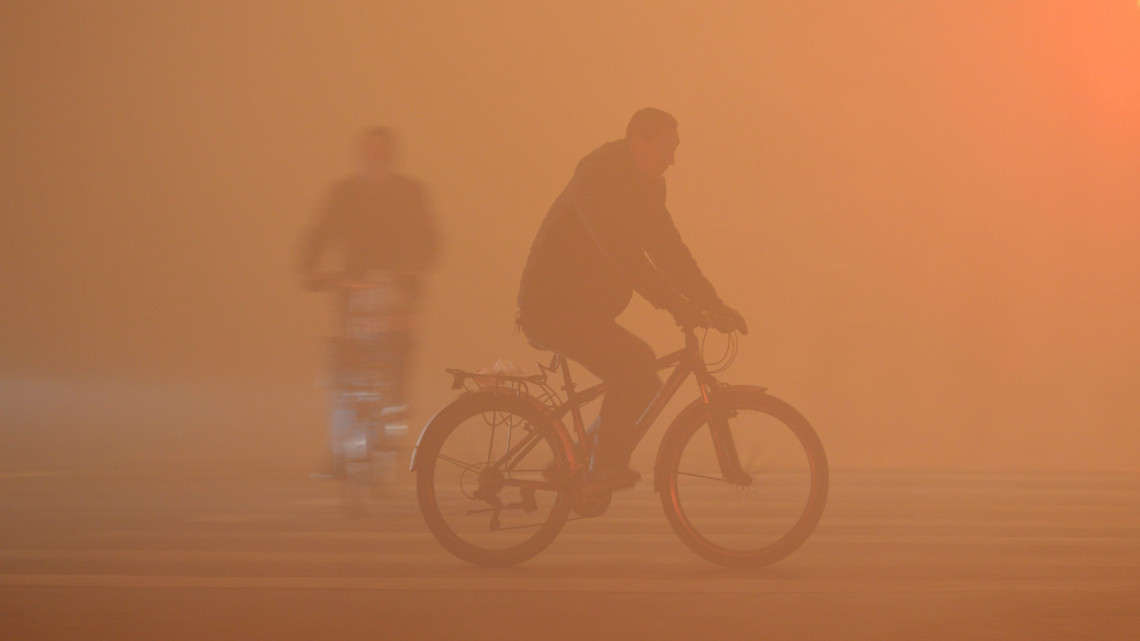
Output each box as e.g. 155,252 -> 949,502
520,312 -> 661,468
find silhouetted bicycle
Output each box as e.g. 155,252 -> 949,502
309,271 -> 415,513
412,322 -> 828,567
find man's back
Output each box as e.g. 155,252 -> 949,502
518,139 -> 720,323
519,140 -> 644,319
302,173 -> 437,276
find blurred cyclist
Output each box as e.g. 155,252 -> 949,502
517,108 -> 747,493
298,126 -> 439,477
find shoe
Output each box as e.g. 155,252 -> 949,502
584,466 -> 641,493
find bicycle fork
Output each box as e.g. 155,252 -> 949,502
701,382 -> 751,486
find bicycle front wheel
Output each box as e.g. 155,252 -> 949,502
416,393 -> 573,566
658,387 -> 828,568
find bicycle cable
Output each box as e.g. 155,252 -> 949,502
700,327 -> 738,374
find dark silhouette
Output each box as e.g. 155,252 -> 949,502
300,127 -> 438,281
516,108 -> 747,492
298,127 -> 439,477
416,319 -> 826,566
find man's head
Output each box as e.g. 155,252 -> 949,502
358,126 -> 396,174
625,108 -> 679,177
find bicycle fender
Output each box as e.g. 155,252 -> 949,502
408,402 -> 451,472
652,384 -> 768,493
409,388 -> 576,471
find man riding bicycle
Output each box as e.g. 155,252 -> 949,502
517,108 -> 747,493
298,126 -> 439,477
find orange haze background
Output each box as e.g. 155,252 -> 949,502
2,1 -> 1138,473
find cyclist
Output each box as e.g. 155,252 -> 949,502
298,126 -> 439,477
517,108 -> 747,493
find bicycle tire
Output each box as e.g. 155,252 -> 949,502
416,392 -> 573,566
657,386 -> 828,568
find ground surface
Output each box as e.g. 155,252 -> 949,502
1,461 -> 1136,640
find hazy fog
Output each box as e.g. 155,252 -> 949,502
2,1 -> 1137,472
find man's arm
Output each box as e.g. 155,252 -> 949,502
405,180 -> 440,272
572,159 -> 681,311
639,201 -> 749,334
639,204 -> 722,310
297,183 -> 344,281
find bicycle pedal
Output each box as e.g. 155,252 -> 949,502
520,487 -> 537,513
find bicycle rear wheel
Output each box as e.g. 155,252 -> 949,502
658,387 -> 828,568
416,393 -> 573,566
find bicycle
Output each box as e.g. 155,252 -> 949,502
411,322 -> 829,567
307,271 -> 416,513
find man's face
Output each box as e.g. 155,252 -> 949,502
630,126 -> 679,177
359,134 -> 392,172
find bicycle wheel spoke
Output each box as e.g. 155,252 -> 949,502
483,416 -> 497,465
436,453 -> 478,472
418,396 -> 572,566
660,389 -> 828,568
675,470 -> 733,484
492,425 -> 544,470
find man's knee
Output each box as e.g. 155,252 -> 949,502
634,370 -> 662,402
618,348 -> 661,399
631,345 -> 660,382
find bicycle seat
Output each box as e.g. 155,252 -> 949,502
526,339 -> 552,352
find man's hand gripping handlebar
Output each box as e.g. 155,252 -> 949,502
667,298 -> 749,335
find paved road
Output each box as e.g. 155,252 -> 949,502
1,464 -> 1136,640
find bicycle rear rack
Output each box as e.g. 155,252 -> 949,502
445,367 -> 563,411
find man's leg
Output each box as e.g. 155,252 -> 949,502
585,323 -> 661,470
522,315 -> 660,471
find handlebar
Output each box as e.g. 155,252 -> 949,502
675,305 -> 748,337
680,316 -> 742,374
304,270 -> 416,292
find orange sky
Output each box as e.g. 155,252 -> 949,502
1,1 -> 1137,471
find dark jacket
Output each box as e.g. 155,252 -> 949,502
300,173 -> 438,275
518,140 -> 721,321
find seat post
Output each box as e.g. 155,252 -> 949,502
557,355 -> 586,437
558,354 -> 576,400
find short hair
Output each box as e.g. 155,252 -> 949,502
361,126 -> 396,146
357,126 -> 399,164
625,108 -> 678,140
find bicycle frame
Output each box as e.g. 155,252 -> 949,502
473,326 -> 748,489
415,322 -> 828,567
